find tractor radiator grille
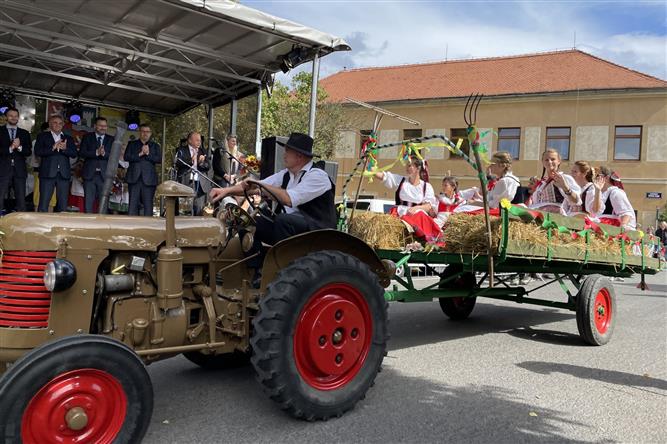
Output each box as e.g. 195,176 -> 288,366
0,251 -> 56,328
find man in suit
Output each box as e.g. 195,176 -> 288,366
174,131 -> 210,215
124,123 -> 161,216
34,114 -> 78,212
79,116 -> 114,213
0,107 -> 32,213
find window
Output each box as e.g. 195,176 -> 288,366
545,127 -> 571,160
614,126 -> 642,160
497,127 -> 521,159
450,128 -> 470,157
403,128 -> 422,140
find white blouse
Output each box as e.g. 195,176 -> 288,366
591,186 -> 636,229
530,173 -> 581,213
382,172 -> 436,216
488,173 -> 520,208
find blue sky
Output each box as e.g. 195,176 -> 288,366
245,0 -> 667,83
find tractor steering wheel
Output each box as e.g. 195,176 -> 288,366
243,180 -> 286,221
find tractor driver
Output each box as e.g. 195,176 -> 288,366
209,132 -> 336,287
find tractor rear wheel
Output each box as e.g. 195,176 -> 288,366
251,250 -> 388,420
576,275 -> 616,345
0,335 -> 152,444
438,265 -> 477,320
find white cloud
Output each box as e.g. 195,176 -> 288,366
266,1 -> 666,83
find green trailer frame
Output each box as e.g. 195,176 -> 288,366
373,205 -> 663,345
380,205 -> 661,305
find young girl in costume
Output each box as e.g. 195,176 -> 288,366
375,156 -> 440,240
589,166 -> 636,230
564,160 -> 604,218
529,148 -> 580,214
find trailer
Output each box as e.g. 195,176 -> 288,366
375,204 -> 662,346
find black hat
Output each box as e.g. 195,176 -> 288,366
277,132 -> 314,157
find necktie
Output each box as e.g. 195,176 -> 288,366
9,128 -> 15,140
97,136 -> 103,147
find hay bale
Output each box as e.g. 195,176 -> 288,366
442,213 -> 547,254
349,212 -> 409,250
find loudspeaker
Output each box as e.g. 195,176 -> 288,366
260,136 -> 287,179
321,160 -> 338,184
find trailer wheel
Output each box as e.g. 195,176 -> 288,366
183,350 -> 250,369
438,265 -> 477,320
0,335 -> 152,444
576,275 -> 616,346
251,250 -> 388,420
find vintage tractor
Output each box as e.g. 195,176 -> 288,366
0,181 -> 393,443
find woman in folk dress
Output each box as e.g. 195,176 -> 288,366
589,166 -> 636,230
375,156 -> 440,240
564,160 -> 604,218
529,148 -> 581,214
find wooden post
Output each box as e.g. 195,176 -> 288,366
472,139 -> 494,287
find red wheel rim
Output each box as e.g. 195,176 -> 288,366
594,288 -> 612,334
21,369 -> 127,444
293,283 -> 373,391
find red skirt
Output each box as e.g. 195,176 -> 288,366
389,207 -> 442,241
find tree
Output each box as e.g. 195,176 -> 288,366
153,70 -> 348,176
261,71 -> 349,159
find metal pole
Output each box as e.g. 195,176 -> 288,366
308,52 -> 320,137
161,116 -> 166,182
255,85 -> 262,158
207,104 -> 214,159
229,98 -> 238,135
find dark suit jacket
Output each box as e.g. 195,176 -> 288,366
124,139 -> 161,186
0,125 -> 32,178
34,131 -> 78,179
175,144 -> 210,196
80,132 -> 114,180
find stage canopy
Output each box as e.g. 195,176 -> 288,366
0,0 -> 350,116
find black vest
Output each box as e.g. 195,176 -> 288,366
281,162 -> 336,229
602,194 -> 614,215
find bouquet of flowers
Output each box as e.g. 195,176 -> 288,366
244,155 -> 260,173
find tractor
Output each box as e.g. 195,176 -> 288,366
0,181 -> 394,443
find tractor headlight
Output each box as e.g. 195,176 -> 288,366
44,259 -> 77,292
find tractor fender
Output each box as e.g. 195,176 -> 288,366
260,229 -> 392,290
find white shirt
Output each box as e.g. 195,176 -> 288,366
530,173 -> 581,213
261,161 -> 332,214
51,131 -> 62,143
7,125 -> 22,153
188,144 -> 199,181
382,172 -> 436,216
488,172 -> 520,208
563,182 -> 597,216
592,186 -> 636,229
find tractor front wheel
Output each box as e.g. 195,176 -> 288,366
251,250 -> 388,420
0,335 -> 153,444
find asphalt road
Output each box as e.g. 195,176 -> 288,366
143,272 -> 667,443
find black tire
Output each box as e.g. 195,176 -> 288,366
576,275 -> 616,345
251,250 -> 388,421
438,265 -> 477,320
0,335 -> 153,444
183,350 -> 250,370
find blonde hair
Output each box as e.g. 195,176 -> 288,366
573,160 -> 594,182
491,151 -> 512,174
542,148 -> 561,161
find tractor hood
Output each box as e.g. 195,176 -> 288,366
0,212 -> 225,251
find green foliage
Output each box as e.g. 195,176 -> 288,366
155,71 -> 348,172
659,203 -> 667,222
261,71 -> 348,159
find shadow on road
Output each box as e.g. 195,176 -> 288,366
388,301 -> 575,351
145,362 -> 591,443
506,326 -> 584,346
517,361 -> 667,391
